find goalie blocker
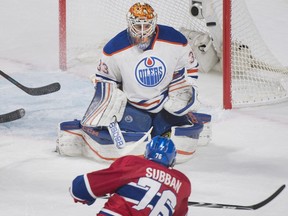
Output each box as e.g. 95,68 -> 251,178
57,80 -> 212,163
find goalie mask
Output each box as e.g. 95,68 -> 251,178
126,2 -> 157,50
144,136 -> 177,167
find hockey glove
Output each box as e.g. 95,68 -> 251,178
164,86 -> 200,116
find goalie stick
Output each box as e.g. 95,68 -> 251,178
107,116 -> 126,149
0,70 -> 61,96
0,108 -> 25,123
188,184 -> 285,210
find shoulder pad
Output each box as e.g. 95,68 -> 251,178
103,30 -> 132,56
157,25 -> 188,45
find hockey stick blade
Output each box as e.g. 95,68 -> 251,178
188,184 -> 286,210
0,108 -> 25,123
22,82 -> 61,96
0,70 -> 61,96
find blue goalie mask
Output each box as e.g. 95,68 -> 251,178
144,136 -> 177,167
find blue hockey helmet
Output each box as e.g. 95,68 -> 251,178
144,136 -> 177,167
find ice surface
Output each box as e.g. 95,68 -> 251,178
0,0 -> 287,215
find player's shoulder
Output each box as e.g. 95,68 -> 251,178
103,29 -> 132,56
117,155 -> 146,164
115,155 -> 166,168
111,155 -> 144,166
157,24 -> 188,46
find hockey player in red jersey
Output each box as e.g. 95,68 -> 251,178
69,136 -> 191,216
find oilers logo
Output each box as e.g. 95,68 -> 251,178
135,57 -> 166,87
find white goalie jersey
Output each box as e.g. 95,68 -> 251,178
95,24 -> 199,113
56,24 -> 212,164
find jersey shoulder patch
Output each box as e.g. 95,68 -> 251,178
157,24 -> 188,45
103,29 -> 132,56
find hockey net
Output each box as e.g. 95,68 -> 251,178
59,0 -> 288,108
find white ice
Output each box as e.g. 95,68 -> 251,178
0,0 -> 287,216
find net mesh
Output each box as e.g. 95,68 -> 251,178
65,0 -> 288,107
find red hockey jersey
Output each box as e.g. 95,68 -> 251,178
76,155 -> 191,215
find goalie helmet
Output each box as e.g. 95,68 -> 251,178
126,2 -> 157,50
144,136 -> 177,167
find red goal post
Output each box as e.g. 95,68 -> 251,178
59,0 -> 288,109
59,0 -> 66,71
223,0 -> 232,109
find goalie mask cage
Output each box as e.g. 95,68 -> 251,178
59,0 -> 288,109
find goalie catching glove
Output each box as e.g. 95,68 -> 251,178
164,79 -> 200,116
81,76 -> 127,127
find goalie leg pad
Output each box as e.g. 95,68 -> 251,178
170,123 -> 203,164
57,119 -> 153,163
57,119 -> 85,156
82,126 -> 149,144
151,109 -> 192,136
187,112 -> 212,145
81,127 -> 153,163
